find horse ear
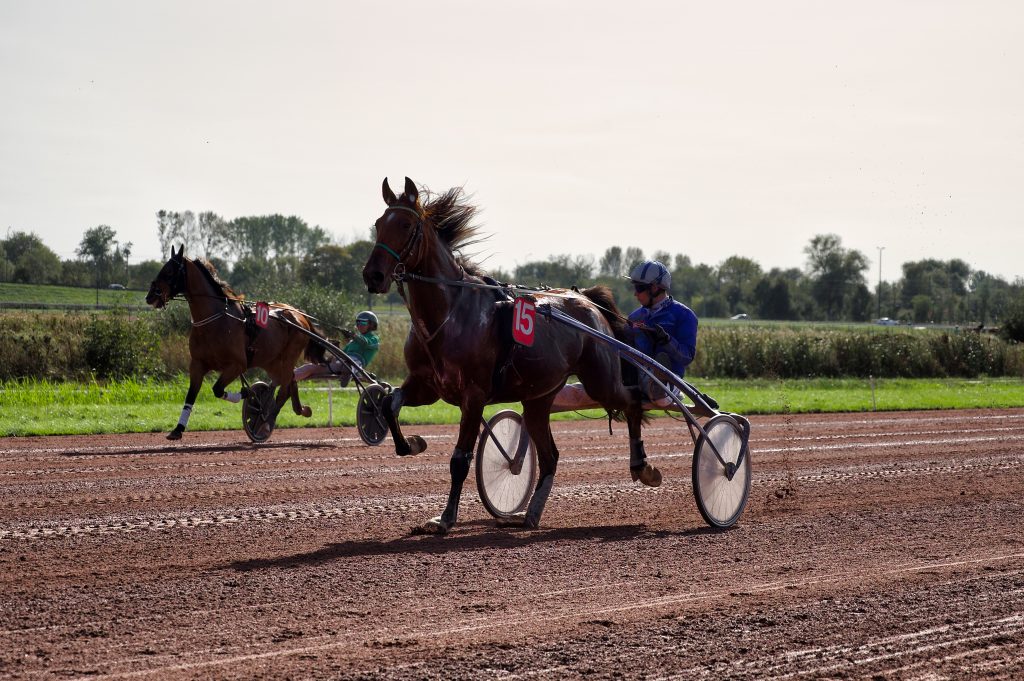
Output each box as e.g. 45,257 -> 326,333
382,178 -> 397,206
403,177 -> 419,203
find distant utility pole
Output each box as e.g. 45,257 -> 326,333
877,246 -> 885,318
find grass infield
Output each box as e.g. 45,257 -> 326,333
1,376 -> 1022,437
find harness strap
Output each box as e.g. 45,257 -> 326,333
374,242 -> 403,261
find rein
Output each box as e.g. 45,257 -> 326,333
392,269 -> 631,326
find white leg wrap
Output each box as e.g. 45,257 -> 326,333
177,404 -> 193,428
220,391 -> 242,404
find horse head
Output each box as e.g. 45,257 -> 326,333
146,245 -> 187,309
363,176 -> 424,294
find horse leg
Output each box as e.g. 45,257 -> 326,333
521,394 -> 560,529
383,377 -> 437,457
168,362 -> 207,440
287,380 -> 312,418
578,358 -> 662,488
626,401 -> 661,487
211,372 -> 244,404
420,399 -> 485,535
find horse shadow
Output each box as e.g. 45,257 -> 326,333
227,520 -> 733,572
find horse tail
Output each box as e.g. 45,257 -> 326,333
304,322 -> 330,365
580,285 -> 627,340
580,285 -> 649,425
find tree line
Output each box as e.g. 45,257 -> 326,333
2,214 -> 1023,329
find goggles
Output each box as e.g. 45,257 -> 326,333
355,319 -> 369,326
632,282 -> 652,293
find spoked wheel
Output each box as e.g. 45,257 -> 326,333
356,384 -> 389,446
242,381 -> 277,444
475,410 -> 537,519
692,414 -> 752,528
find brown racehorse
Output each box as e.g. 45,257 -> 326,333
146,246 -> 319,440
362,177 -> 654,534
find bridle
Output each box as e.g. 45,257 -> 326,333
373,204 -> 424,265
150,256 -> 187,306
149,256 -> 245,327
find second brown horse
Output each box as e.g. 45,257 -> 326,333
147,246 -> 319,440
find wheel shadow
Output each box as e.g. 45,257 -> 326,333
227,520 -> 734,572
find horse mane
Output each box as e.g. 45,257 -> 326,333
191,257 -> 242,300
422,186 -> 487,276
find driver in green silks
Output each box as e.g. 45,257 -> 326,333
294,310 -> 380,386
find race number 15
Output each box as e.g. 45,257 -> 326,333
255,302 -> 270,328
512,297 -> 535,346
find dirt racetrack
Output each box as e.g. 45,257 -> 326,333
1,408 -> 1022,680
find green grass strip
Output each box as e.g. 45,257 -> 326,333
1,376 -> 1023,437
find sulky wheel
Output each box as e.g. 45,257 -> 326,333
691,414 -> 752,528
356,384 -> 389,446
242,381 -> 276,444
475,410 -> 537,519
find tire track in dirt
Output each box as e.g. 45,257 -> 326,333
66,553 -> 1024,680
3,453 -> 1018,540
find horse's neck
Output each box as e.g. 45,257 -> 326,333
184,261 -> 226,319
405,252 -> 468,338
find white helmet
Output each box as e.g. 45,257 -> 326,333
628,260 -> 671,291
355,310 -> 379,330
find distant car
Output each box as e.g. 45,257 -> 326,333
108,283 -> 126,290
730,313 -> 749,321
875,317 -> 898,326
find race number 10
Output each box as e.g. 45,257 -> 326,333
255,302 -> 270,328
512,297 -> 535,346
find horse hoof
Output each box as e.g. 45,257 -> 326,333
397,435 -> 428,457
630,463 -> 663,488
495,512 -> 530,528
301,406 -> 312,418
413,517 -> 451,535
166,428 -> 183,441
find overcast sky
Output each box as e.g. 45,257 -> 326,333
2,1 -> 1021,284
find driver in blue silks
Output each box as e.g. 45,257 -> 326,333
626,259 -> 698,396
623,259 -> 699,487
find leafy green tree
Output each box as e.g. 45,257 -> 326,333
156,210 -> 197,257
514,254 -> 594,287
77,225 -> 120,296
623,247 -> 645,274
301,244 -> 351,288
598,246 -> 624,277
900,259 -> 971,323
999,292 -> 1024,343
1,231 -> 62,284
718,256 -> 763,315
197,211 -> 230,261
911,294 -> 933,323
804,234 -> 869,320
754,276 -> 796,320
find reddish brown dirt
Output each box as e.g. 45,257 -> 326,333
1,409 -> 1022,679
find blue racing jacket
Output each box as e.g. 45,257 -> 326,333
627,296 -> 698,377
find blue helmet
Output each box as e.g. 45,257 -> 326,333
628,260 -> 671,291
